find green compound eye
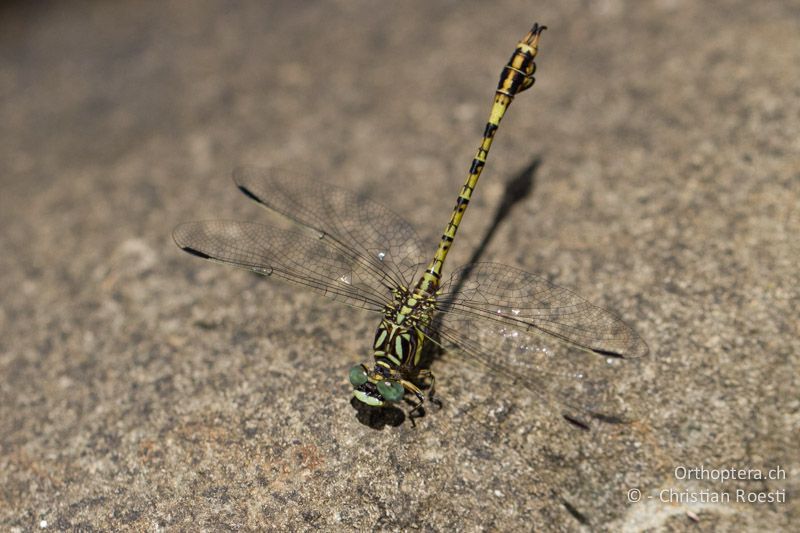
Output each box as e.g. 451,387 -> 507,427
348,364 -> 369,386
376,380 -> 405,402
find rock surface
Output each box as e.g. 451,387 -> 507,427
1,1 -> 797,531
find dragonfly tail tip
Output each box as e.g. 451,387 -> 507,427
525,23 -> 547,46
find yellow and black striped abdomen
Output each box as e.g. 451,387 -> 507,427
416,24 -> 545,294
496,22 -> 543,98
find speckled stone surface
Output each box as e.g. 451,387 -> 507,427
1,1 -> 797,531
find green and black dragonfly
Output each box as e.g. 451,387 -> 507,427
174,24 -> 648,427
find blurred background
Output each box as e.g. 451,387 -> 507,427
1,1 -> 797,530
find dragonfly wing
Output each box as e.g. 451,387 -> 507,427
428,315 -> 643,428
431,262 -> 648,426
233,167 -> 426,289
436,262 -> 649,358
173,220 -> 391,312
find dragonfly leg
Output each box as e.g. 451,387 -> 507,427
401,379 -> 428,424
415,370 -> 442,410
408,392 -> 426,426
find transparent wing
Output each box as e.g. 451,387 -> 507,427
431,262 -> 649,426
429,318 -> 643,427
437,263 -> 649,358
233,167 -> 426,290
173,220 -> 394,312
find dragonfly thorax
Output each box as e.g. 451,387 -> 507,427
374,287 -> 435,371
349,287 -> 436,408
382,286 -> 436,327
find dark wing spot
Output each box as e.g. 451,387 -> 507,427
181,247 -> 212,260
237,185 -> 264,204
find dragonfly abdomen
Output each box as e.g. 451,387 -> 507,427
416,24 -> 546,295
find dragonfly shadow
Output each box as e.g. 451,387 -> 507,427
350,397 -> 405,429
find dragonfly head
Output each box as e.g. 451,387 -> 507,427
349,363 -> 405,407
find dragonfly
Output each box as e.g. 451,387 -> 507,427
173,24 -> 649,428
